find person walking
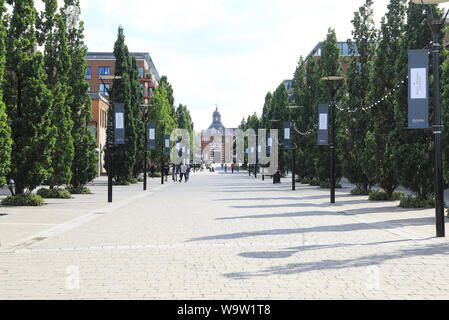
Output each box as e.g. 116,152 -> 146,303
231,163 -> 235,174
150,163 -> 155,178
186,164 -> 191,182
180,162 -> 187,182
172,164 -> 178,182
164,163 -> 170,182
224,163 -> 228,173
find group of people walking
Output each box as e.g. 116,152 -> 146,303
221,163 -> 236,173
171,163 -> 191,183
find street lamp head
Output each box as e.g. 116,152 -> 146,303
286,105 -> 301,109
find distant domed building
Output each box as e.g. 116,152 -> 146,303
201,107 -> 235,164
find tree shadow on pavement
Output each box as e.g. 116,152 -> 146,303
188,216 -> 441,242
216,210 -> 337,220
223,241 -> 449,280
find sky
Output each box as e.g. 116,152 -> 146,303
70,0 -> 449,130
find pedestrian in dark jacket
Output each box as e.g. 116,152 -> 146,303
164,164 -> 170,182
150,164 -> 156,178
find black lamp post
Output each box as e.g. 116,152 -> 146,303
321,76 -> 343,204
269,119 -> 281,183
141,103 -> 151,191
100,75 -> 122,203
286,105 -> 300,191
159,120 -> 168,185
412,0 -> 449,237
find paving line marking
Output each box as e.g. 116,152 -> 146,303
0,223 -> 59,226
10,238 -> 428,254
0,184 -> 170,253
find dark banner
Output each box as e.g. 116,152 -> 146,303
267,132 -> 271,155
114,103 -> 125,145
283,122 -> 291,150
164,134 -> 170,156
148,122 -> 156,151
317,104 -> 329,146
408,50 -> 429,129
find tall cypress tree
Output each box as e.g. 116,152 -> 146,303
39,0 -> 74,188
62,0 -> 98,189
159,75 -> 176,120
303,57 -> 321,181
0,0 -> 11,188
130,55 -> 145,178
341,0 -> 377,192
364,0 -> 406,197
292,56 -> 317,181
391,2 -> 445,200
3,0 -> 54,195
105,26 -> 135,183
148,79 -> 176,167
270,82 -> 289,173
315,28 -> 343,184
261,92 -> 273,130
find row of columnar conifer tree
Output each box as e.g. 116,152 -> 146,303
104,27 -> 195,184
242,0 -> 449,203
0,0 -> 98,196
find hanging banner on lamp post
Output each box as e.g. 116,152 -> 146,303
284,122 -> 291,150
317,104 -> 329,146
114,103 -> 125,145
148,122 -> 156,150
164,135 -> 170,156
408,50 -> 429,129
267,132 -> 271,155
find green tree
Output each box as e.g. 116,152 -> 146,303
176,103 -> 194,162
315,28 -> 343,184
270,82 -> 289,173
105,26 -> 136,183
291,56 -> 313,180
130,55 -> 145,178
392,2 -> 446,200
365,0 -> 406,197
3,0 -> 54,195
39,0 -> 74,188
301,57 -> 321,181
340,0 -> 377,192
62,0 -> 98,188
148,78 -> 177,167
0,0 -> 11,187
261,92 -> 272,129
159,75 -> 176,120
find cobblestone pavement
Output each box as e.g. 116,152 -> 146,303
0,170 -> 449,300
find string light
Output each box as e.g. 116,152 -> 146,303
291,75 -> 409,136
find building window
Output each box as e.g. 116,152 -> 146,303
138,67 -> 144,79
99,83 -> 110,96
86,66 -> 91,80
140,84 -> 144,96
99,66 -> 110,77
147,87 -> 152,97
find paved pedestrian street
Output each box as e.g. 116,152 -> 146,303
1,170 -> 449,300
